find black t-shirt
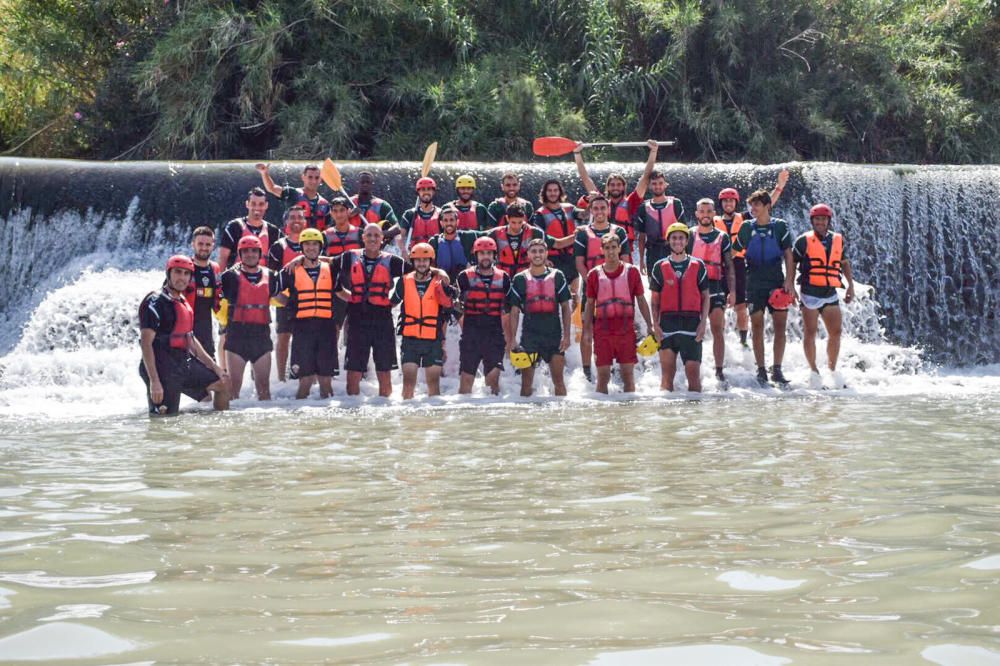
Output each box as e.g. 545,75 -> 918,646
267,238 -> 302,272
220,218 -> 284,267
338,251 -> 408,315
139,289 -> 185,356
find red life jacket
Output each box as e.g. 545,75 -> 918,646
145,292 -> 194,351
610,198 -> 635,241
230,269 -> 271,326
184,261 -> 221,310
494,226 -> 532,277
325,224 -> 362,257
536,204 -> 575,258
348,249 -> 393,307
691,229 -> 725,280
491,197 -> 532,228
594,264 -> 635,321
452,202 -> 480,231
291,190 -> 330,231
641,198 -> 678,243
240,221 -> 271,258
524,270 -> 558,314
803,231 -> 844,288
276,238 -> 302,268
659,257 -> 704,317
714,213 -> 745,259
408,207 -> 441,247
461,266 -> 506,317
583,225 -> 623,272
350,195 -> 387,226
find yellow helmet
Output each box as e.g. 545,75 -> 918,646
299,228 -> 325,245
636,334 -> 659,357
455,174 -> 476,189
509,349 -> 538,370
666,222 -> 690,239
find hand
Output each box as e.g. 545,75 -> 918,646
215,365 -> 229,380
727,292 -> 736,308
559,335 -> 571,353
639,262 -> 647,276
652,325 -> 663,343
845,285 -> 856,304
695,321 -> 707,343
150,379 -> 164,405
572,141 -> 584,154
255,163 -> 269,174
784,280 -> 796,299
647,138 -> 659,152
777,168 -> 789,188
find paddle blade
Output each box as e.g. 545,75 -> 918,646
421,142 -> 438,177
533,136 -> 577,157
321,158 -> 342,192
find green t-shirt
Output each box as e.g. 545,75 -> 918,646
509,268 -> 572,342
649,255 -> 708,335
574,224 -> 630,265
733,218 -> 792,291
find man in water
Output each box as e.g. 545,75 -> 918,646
531,179 -> 581,308
219,236 -> 276,401
489,203 -> 574,279
256,162 -> 332,231
457,237 -> 512,395
688,198 -> 736,385
507,238 -> 574,397
185,226 -> 221,358
636,170 -> 685,275
487,172 -> 535,228
429,206 -> 487,282
275,228 -> 339,399
582,233 -> 654,394
323,197 -> 363,258
448,174 -> 491,231
793,203 -> 856,389
219,187 -> 283,269
139,255 -> 229,415
392,243 -> 454,399
267,204 -> 306,382
732,189 -> 795,386
651,223 -> 710,392
398,177 -> 442,258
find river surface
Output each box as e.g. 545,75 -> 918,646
2,390 -> 1000,665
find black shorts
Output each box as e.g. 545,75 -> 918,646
193,317 -> 215,358
645,243 -> 668,275
224,323 -> 273,363
732,257 -> 747,305
459,320 -> 506,375
275,305 -> 294,334
400,337 -> 444,368
139,352 -> 219,415
291,317 -> 338,377
551,255 -> 578,285
521,338 -> 564,366
659,333 -> 702,364
748,285 -> 786,316
345,313 -> 397,373
708,279 -> 727,312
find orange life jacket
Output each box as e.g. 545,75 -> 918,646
641,198 -> 678,243
536,204 -> 575,258
691,230 -> 725,281
348,249 -> 394,308
714,213 -> 745,259
803,231 -> 844,288
401,274 -> 449,340
524,269 -> 558,315
325,224 -> 362,257
594,264 -> 635,321
293,263 -> 334,319
230,269 -> 271,326
461,266 -> 507,317
658,257 -> 704,317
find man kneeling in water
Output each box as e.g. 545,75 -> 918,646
139,255 -> 230,415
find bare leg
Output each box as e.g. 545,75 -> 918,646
549,354 -> 567,396
821,305 -> 843,370
710,307 -> 725,369
750,311 -> 766,368
208,380 -> 230,411
685,360 -> 702,392
801,306 -> 820,372
484,367 -> 500,395
620,363 -> 636,393
596,366 -> 612,394
276,332 -> 291,382
317,375 -> 333,398
346,370 -> 363,396
425,366 -> 442,396
252,353 -> 271,400
401,364 -> 418,400
226,351 -> 247,399
296,375 -> 315,399
659,349 -> 677,391
736,303 -> 749,335
459,372 -> 475,394
520,366 -> 535,397
772,309 -> 789,367
376,371 -> 392,397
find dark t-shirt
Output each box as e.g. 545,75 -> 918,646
139,290 -> 186,356
220,218 -> 284,268
649,256 -> 709,334
509,268 -> 572,341
281,187 -> 331,230
457,268 -> 512,324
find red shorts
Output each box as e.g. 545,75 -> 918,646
594,330 -> 638,367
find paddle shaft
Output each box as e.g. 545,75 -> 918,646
581,141 -> 675,150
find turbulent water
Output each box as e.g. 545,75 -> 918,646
0,158 -> 998,664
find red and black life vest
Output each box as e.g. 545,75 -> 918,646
230,269 -> 271,326
461,266 -> 506,317
348,249 -> 394,307
536,204 -> 575,258
494,226 -> 532,277
691,230 -> 725,281
325,224 -> 363,257
658,258 -> 704,317
523,270 -> 558,315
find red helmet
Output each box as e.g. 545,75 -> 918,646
415,177 -> 437,191
472,237 -> 497,254
810,203 -> 834,219
768,288 -> 795,310
237,235 -> 263,253
718,187 -> 740,202
166,254 -> 194,273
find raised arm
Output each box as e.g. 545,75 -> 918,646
255,163 -> 283,197
573,143 -> 598,193
633,139 -> 660,199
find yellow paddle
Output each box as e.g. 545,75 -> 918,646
405,142 -> 439,250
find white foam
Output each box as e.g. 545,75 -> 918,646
922,644 -> 1000,666
588,645 -> 791,665
0,570 -> 155,589
278,632 -> 394,647
0,622 -> 139,661
963,555 -> 1000,571
717,571 -> 807,592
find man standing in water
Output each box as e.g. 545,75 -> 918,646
185,226 -> 221,358
733,189 -> 795,387
219,188 -> 283,269
449,174 -> 491,231
636,170 -> 685,275
507,238 -> 574,397
531,179 -> 581,308
139,255 -> 229,415
688,198 -> 736,386
268,205 -> 306,382
429,206 -> 486,282
457,237 -> 512,396
487,172 -> 535,228
392,243 -> 454,399
793,203 -> 856,389
651,223 -> 710,392
218,236 -> 275,401
256,163 -> 332,231
582,233 -> 654,395
398,177 -> 442,258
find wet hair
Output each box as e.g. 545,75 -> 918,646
605,172 -> 627,188
506,202 -> 526,217
538,179 -> 565,204
302,164 -> 320,174
192,226 -> 215,239
696,197 -> 715,208
747,189 -> 772,206
247,186 -> 267,200
649,170 -> 666,181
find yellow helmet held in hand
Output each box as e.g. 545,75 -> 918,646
299,228 -> 324,245
666,222 -> 690,239
455,174 -> 476,189
636,334 -> 658,357
509,349 -> 537,370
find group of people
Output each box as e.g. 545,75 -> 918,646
138,141 -> 855,415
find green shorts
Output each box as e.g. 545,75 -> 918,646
400,337 -> 444,368
659,333 -> 702,364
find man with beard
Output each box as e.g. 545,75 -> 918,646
398,177 -> 442,259
636,170 -> 685,275
531,179 -> 581,308
456,237 -> 512,395
449,174 -> 491,231
490,203 -> 574,279
688,198 -> 736,386
487,172 -> 535,228
185,226 -> 221,358
429,206 -> 488,282
219,187 -> 284,269
268,204 -> 307,382
256,163 -> 332,231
